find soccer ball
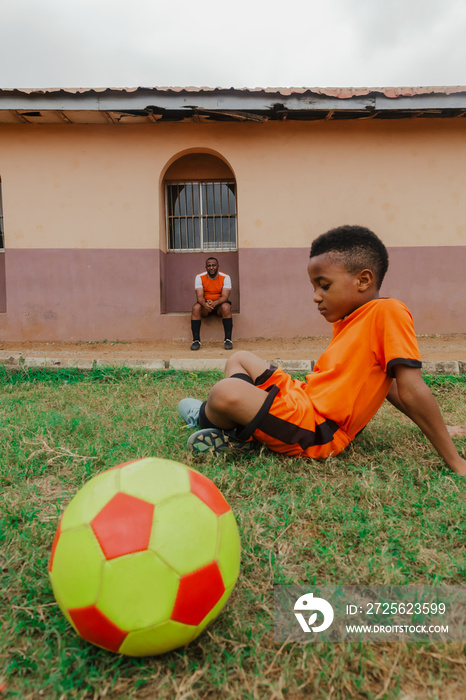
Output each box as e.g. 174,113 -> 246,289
48,457 -> 241,656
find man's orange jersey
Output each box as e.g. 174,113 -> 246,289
240,299 -> 422,459
195,271 -> 231,302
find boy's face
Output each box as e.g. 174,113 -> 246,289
307,253 -> 377,323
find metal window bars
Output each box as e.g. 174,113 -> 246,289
166,181 -> 237,252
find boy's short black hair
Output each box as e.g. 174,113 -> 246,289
310,225 -> 389,289
206,257 -> 219,265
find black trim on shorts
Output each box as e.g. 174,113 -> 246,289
236,385 -> 280,441
236,380 -> 341,449
231,372 -> 255,385
386,358 -> 422,378
256,412 -> 341,449
254,365 -> 278,386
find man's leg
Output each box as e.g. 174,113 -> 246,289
216,302 -> 233,349
191,303 -> 211,350
191,303 -> 202,350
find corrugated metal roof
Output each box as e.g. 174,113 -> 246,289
1,86 -> 465,125
2,85 -> 466,97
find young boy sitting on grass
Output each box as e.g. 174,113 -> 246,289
179,225 -> 466,475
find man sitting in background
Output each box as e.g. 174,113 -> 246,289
190,257 -> 233,351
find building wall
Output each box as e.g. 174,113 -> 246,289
0,119 -> 464,340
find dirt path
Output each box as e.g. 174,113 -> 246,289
1,335 -> 465,362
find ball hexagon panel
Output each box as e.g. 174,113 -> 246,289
49,527 -> 104,610
191,582 -> 237,639
68,605 -> 128,653
171,561 -> 225,626
119,619 -> 196,657
97,550 -> 179,631
120,458 -> 191,505
216,510 -> 241,589
149,493 -> 219,576
91,492 -> 154,560
188,469 -> 231,515
60,469 -> 120,531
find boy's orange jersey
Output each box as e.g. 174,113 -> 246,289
249,298 -> 422,459
305,298 -> 421,440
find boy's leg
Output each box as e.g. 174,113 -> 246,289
194,351 -> 272,430
198,351 -> 272,430
188,374 -> 275,453
204,377 -> 270,430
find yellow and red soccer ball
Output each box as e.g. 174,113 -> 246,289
48,457 -> 241,656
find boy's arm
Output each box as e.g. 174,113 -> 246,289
386,366 -> 466,475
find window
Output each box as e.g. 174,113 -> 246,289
166,181 -> 237,252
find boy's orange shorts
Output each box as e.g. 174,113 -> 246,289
236,366 -> 351,459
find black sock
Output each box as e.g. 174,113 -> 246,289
198,401 -> 246,440
198,401 -> 221,429
191,320 -> 201,341
222,317 -> 233,340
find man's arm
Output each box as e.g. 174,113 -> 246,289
195,287 -> 214,310
196,286 -> 231,310
386,366 -> 466,475
214,286 -> 231,306
214,274 -> 232,307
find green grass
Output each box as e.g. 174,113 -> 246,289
1,368 -> 465,699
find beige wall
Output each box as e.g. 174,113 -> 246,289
2,120 -> 465,250
0,119 -> 464,340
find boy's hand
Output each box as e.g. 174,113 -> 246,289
389,366 -> 466,476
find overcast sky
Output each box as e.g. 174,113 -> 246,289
0,0 -> 465,90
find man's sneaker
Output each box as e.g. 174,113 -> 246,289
187,427 -> 256,455
178,398 -> 202,429
224,339 -> 233,350
191,340 -> 201,351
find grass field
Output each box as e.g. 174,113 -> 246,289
0,367 -> 465,699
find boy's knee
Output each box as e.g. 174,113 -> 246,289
208,379 -> 230,410
226,350 -> 253,367
208,378 -> 243,412
224,350 -> 244,372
